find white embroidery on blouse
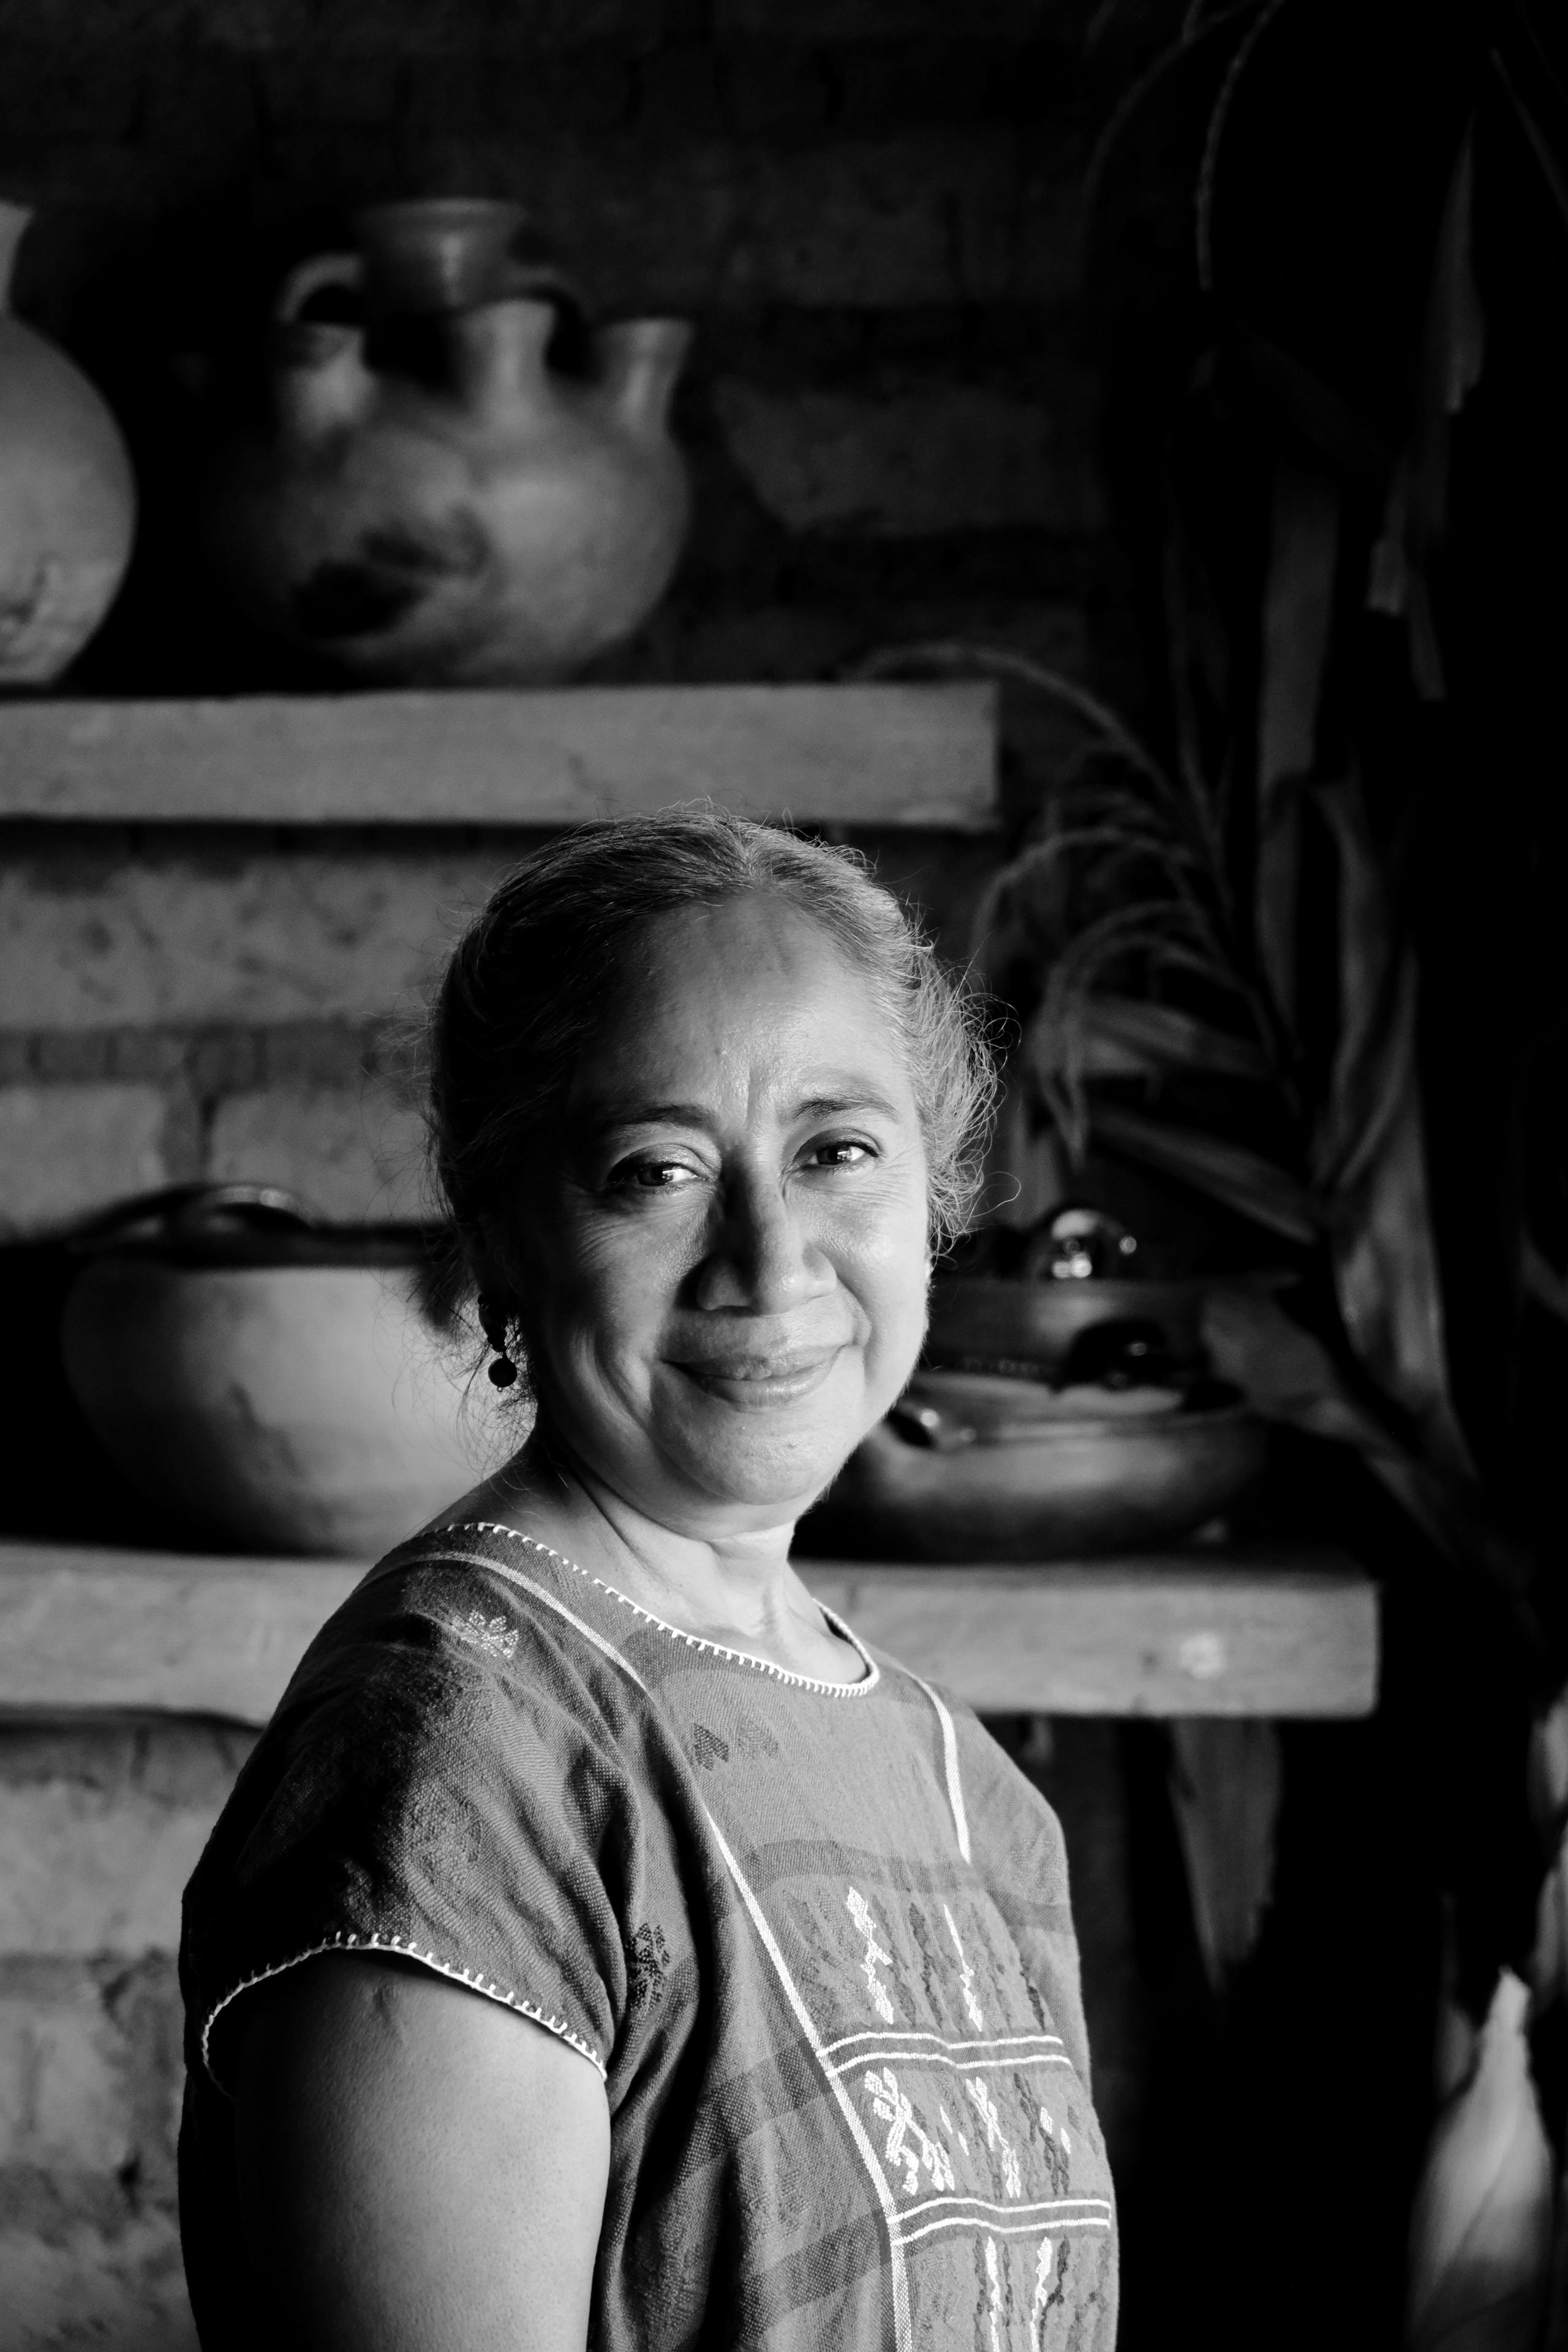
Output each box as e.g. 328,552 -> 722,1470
967,2076 -> 1023,2199
1032,2236 -> 1056,2349
448,1608 -> 518,1660
846,1887 -> 896,2022
943,1904 -> 985,2034
864,2065 -> 956,2198
984,2234 -> 1004,2352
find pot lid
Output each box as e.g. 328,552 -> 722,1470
66,1184 -> 447,1270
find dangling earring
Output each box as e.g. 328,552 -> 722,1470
478,1296 -> 518,1390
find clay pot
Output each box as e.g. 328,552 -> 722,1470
799,1371 -> 1265,1563
59,1188 -> 491,1558
0,201 -> 136,685
201,199 -> 691,684
925,1273 -> 1210,1379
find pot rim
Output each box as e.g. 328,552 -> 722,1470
889,1393 -> 1256,1447
66,1183 -> 448,1271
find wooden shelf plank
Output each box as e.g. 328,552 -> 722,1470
0,1539 -> 1376,1723
805,1555 -> 1376,1717
0,683 -> 997,829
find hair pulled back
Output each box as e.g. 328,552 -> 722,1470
428,806 -> 995,1337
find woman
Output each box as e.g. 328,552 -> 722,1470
179,808 -> 1118,2350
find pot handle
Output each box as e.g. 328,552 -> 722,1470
67,1183 -> 323,1253
274,252 -> 365,326
886,1395 -> 977,1454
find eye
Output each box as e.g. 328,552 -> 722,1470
802,1137 -> 875,1170
609,1156 -> 703,1193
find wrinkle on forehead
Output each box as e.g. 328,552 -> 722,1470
568,894 -> 911,1126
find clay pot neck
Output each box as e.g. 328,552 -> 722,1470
0,199 -> 33,312
354,197 -> 527,316
447,298 -> 556,421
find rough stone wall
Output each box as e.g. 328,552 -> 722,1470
0,3 -> 1155,2338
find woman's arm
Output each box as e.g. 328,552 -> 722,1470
232,1955 -> 611,2351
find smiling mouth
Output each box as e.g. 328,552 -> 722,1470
672,1348 -> 845,1409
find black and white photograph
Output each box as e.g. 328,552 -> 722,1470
0,2 -> 1564,2346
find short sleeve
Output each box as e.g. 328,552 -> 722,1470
180,1560 -> 641,2093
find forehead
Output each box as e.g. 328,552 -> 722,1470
571,893 -> 912,1109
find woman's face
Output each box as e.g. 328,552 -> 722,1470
511,892 -> 932,1538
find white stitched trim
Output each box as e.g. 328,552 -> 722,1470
413,1523 -> 881,1698
896,2209 -> 1113,2250
821,2027 -> 1065,2059
831,2047 -> 1074,2080
910,1673 -> 971,1861
702,1807 -> 912,2352
198,1931 -> 607,2092
895,2192 -> 1114,2226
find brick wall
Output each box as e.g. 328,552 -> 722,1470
1,0 -> 1153,1237
0,1 -> 1159,2337
0,823 -> 1002,1234
0,1722 -> 253,2349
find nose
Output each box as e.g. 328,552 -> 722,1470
693,1167 -> 834,1314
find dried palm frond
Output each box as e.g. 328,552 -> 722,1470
853,630 -> 1525,1628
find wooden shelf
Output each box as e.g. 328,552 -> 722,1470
0,683 -> 997,829
0,1539 -> 1376,1722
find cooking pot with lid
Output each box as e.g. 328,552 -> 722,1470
797,1368 -> 1265,1562
59,1185 -> 491,1557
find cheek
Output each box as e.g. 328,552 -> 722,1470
831,1183 -> 930,1338
522,1201 -> 700,1365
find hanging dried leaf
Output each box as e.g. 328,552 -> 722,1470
1255,464 -> 1341,1028
1084,1099 -> 1320,1242
1194,0 -> 1289,293
1167,1717 -> 1283,1992
1368,124 -> 1487,702
1310,777 -> 1406,1194
1522,1237 -> 1568,1329
1436,1901 -> 1481,2107
1311,780 -> 1476,1482
1031,994 -> 1271,1084
1407,1970 -> 1553,2352
1332,1088 -> 1477,1485
1490,47 -> 1568,242
1202,1287 -> 1536,1618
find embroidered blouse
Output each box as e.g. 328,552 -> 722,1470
179,1521 -> 1118,2351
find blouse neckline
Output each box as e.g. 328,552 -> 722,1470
440,1520 -> 881,1698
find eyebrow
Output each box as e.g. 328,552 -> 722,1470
582,1087 -> 907,1133
796,1090 -> 905,1121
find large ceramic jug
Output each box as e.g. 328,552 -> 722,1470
201,199 -> 691,685
0,201 -> 136,684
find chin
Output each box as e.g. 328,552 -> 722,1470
672,1416 -> 859,1521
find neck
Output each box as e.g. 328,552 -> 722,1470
495,1425 -> 804,1642
446,1419 -> 865,1684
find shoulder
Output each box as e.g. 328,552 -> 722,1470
181,1525 -> 666,2092
202,1525 -> 663,1872
272,1522 -> 654,1745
